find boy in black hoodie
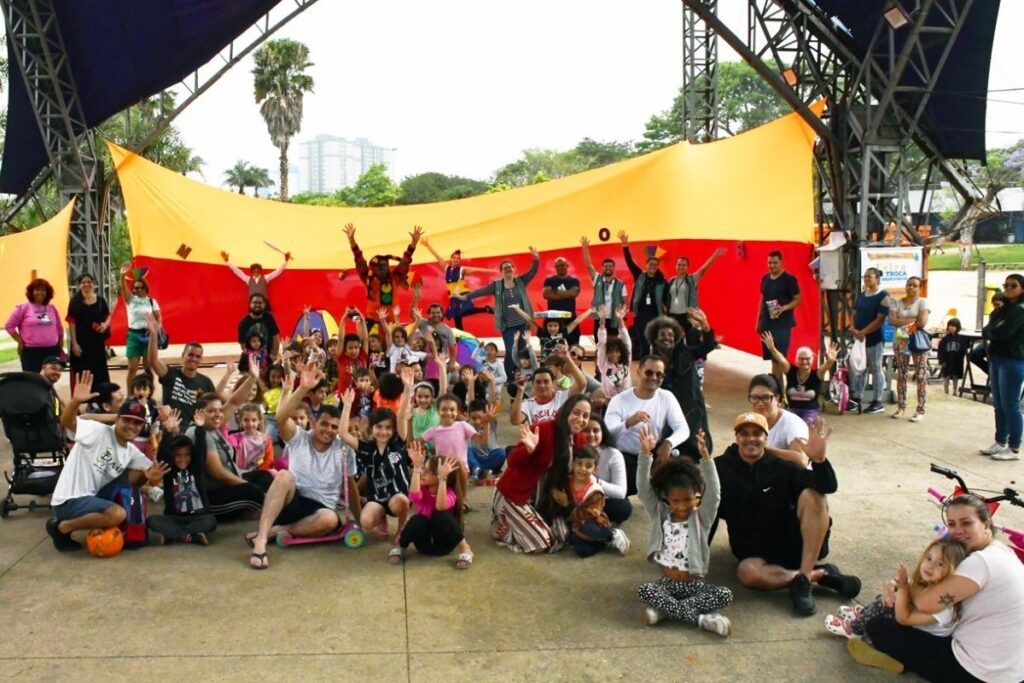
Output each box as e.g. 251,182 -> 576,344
146,412 -> 216,545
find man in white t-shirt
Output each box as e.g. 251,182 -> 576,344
605,355 -> 690,495
246,365 -> 361,570
46,371 -> 169,552
510,354 -> 587,427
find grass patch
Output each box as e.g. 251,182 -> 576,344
929,244 -> 1024,271
0,347 -> 20,365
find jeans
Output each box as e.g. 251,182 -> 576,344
501,325 -> 527,396
569,521 -> 613,558
989,355 -> 1024,449
851,342 -> 886,403
468,446 -> 506,475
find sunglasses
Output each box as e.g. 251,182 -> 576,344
643,369 -> 665,379
748,394 -> 775,404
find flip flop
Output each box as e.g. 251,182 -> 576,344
388,547 -> 404,565
454,552 -> 473,570
249,552 -> 269,570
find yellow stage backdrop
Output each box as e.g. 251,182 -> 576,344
109,103 -> 823,354
0,200 -> 73,328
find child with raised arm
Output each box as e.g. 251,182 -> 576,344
394,441 -> 473,568
466,399 -> 506,482
147,409 -> 216,546
596,304 -> 633,398
340,366 -> 415,556
333,307 -> 369,394
636,425 -> 733,635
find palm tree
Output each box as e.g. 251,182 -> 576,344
247,166 -> 275,197
225,161 -> 252,194
252,39 -> 314,202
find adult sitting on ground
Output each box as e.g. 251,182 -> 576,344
582,415 -> 632,525
187,365 -> 272,520
45,371 -> 168,552
762,333 -> 838,424
491,395 -> 592,554
510,353 -> 587,427
236,292 -> 280,370
851,495 -> 1024,682
146,313 -> 215,431
605,355 -> 690,496
647,311 -> 716,458
713,411 -> 860,616
246,366 -> 361,570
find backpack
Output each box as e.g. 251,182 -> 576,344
111,485 -> 149,549
828,361 -> 850,415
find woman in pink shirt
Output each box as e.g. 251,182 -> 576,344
6,278 -> 64,372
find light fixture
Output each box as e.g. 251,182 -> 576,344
883,1 -> 910,29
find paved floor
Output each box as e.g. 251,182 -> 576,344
0,345 -> 1021,682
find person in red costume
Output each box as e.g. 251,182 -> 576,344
343,223 -> 422,330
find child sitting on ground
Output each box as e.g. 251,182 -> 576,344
263,364 -> 285,446
393,441 -> 473,569
334,308 -> 369,394
409,381 -> 441,440
636,425 -> 733,636
306,379 -> 337,421
564,445 -> 629,558
239,332 -> 270,377
937,317 -> 967,395
466,398 -> 506,482
228,402 -> 274,474
147,411 -> 216,546
825,536 -> 967,639
349,367 -> 376,422
374,372 -> 405,415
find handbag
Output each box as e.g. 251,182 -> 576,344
908,329 -> 931,353
140,298 -> 170,350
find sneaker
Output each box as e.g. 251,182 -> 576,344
789,573 -> 816,616
992,448 -> 1021,461
890,409 -> 904,419
909,412 -> 924,423
645,607 -> 663,626
609,528 -> 631,555
847,636 -> 904,674
979,442 -> 1007,456
147,486 -> 164,503
698,612 -> 732,637
815,564 -> 862,599
847,398 -> 861,413
45,518 -> 81,552
864,401 -> 885,415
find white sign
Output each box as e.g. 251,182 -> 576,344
859,247 -> 924,298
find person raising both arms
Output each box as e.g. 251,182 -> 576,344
343,222 -> 421,330
420,236 -> 496,330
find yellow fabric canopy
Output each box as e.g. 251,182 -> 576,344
0,200 -> 73,320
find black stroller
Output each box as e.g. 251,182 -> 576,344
0,372 -> 67,517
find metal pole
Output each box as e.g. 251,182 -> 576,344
976,260 -> 986,331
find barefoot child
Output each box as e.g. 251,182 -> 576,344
393,441 -> 474,569
636,425 -> 733,635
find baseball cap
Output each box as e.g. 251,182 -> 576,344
41,355 -> 63,367
733,412 -> 769,434
117,399 -> 148,423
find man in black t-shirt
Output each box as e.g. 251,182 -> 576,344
757,251 -> 801,383
236,293 -> 280,357
542,257 -> 581,344
146,314 -> 215,430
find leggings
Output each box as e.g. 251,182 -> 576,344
491,489 -> 565,554
147,513 -> 217,541
569,521 -> 613,558
637,577 -> 733,625
206,471 -> 273,520
848,595 -> 893,636
399,511 -> 463,556
865,617 -> 982,682
894,350 -> 928,413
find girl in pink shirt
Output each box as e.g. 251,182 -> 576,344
393,441 -> 473,569
421,393 -> 477,472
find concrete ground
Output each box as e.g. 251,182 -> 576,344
0,340 -> 1021,683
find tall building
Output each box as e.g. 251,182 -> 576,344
296,135 -> 395,194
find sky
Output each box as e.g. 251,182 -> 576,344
171,0 -> 1024,191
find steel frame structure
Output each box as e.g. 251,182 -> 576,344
680,0 -> 983,347
1,0 -> 319,301
681,0 -> 719,142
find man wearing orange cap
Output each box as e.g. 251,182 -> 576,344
713,412 -> 861,616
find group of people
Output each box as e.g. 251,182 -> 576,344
6,227 -> 1024,681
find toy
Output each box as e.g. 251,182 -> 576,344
275,453 -> 365,549
86,526 -> 125,558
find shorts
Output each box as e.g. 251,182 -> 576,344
366,495 -> 405,517
274,494 -> 337,528
760,324 -> 792,361
54,495 -> 119,522
125,328 -> 149,359
734,514 -> 831,570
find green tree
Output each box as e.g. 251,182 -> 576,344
224,161 -> 253,194
290,191 -> 346,207
493,148 -> 589,187
397,172 -> 488,205
252,38 -> 314,202
638,60 -> 789,152
573,138 -> 635,169
338,163 -> 400,207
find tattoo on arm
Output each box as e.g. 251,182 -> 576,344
938,593 -> 956,607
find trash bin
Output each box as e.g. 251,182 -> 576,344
984,284 -> 1000,314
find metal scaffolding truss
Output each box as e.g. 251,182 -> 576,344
681,0 -> 719,142
1,0 -> 320,300
2,0 -> 107,295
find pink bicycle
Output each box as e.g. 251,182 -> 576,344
927,463 -> 1024,564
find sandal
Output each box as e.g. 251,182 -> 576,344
824,613 -> 854,638
388,547 -> 404,565
249,552 -> 269,570
837,605 -> 862,621
455,552 -> 473,570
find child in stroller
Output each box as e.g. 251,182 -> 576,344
0,371 -> 67,517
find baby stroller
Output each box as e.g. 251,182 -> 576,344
828,355 -> 851,415
0,372 -> 67,517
